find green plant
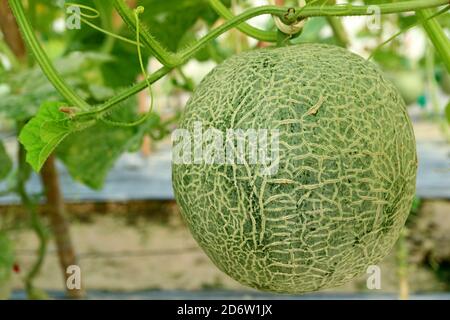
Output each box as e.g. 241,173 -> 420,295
0,0 -> 449,296
11,0 -> 450,174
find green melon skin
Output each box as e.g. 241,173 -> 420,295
172,43 -> 418,293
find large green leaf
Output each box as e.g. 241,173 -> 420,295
56,98 -> 157,189
18,98 -> 161,189
18,101 -> 78,172
0,142 -> 12,181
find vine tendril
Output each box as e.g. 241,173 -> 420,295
9,0 -> 450,123
65,2 -> 100,19
63,3 -> 142,47
100,6 -> 155,127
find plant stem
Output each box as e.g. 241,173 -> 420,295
416,8 -> 450,73
113,0 -> 179,66
324,1 -> 349,48
208,0 -> 278,42
94,0 -> 448,117
2,2 -> 48,299
27,0 -> 37,29
115,0 -> 447,68
7,1 -> 83,298
179,6 -> 288,62
426,43 -> 450,141
8,0 -> 90,110
10,0 -> 450,117
326,17 -> 349,47
87,66 -> 172,115
294,0 -> 449,17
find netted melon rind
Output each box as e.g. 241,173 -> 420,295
172,43 -> 417,293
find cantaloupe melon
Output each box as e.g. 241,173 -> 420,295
172,43 -> 417,293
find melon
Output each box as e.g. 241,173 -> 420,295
172,43 -> 417,293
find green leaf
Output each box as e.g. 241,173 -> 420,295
0,142 -> 12,181
56,98 -> 156,189
18,101 -> 74,172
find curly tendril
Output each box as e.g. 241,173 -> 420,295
61,3 -> 154,127
100,6 -> 156,128
64,2 -> 100,18
63,2 -> 142,47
